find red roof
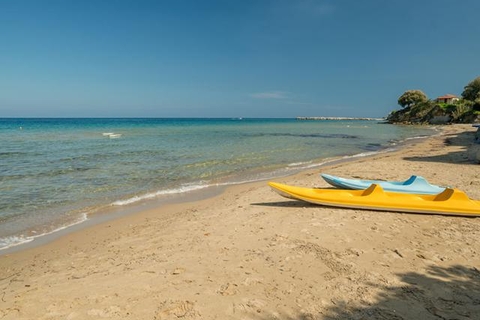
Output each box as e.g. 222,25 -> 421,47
436,94 -> 458,99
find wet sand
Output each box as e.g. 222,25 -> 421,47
1,124 -> 479,319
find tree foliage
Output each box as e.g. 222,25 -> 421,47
389,77 -> 480,123
461,76 -> 480,101
397,90 -> 428,108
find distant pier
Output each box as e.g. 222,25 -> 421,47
296,116 -> 385,121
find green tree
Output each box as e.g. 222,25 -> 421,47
397,90 -> 428,108
461,76 -> 480,101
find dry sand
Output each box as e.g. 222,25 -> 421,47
1,124 -> 479,320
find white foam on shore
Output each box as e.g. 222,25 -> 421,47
303,148 -> 399,169
288,161 -> 313,167
343,151 -> 381,159
112,183 -> 211,206
404,135 -> 431,141
0,212 -> 88,251
0,235 -> 35,250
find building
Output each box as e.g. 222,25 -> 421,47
436,94 -> 459,104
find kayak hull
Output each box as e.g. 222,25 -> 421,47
269,182 -> 480,217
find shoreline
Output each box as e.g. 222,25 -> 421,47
0,183 -> 229,256
1,124 -> 479,319
0,118 -> 436,253
0,129 -> 433,255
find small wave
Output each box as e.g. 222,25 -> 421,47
310,148 -> 398,168
343,151 -> 377,159
288,150 -> 390,170
342,148 -> 397,160
0,235 -> 35,250
111,184 -> 210,206
288,161 -> 313,167
404,135 -> 429,141
102,132 -> 122,139
0,212 -> 88,251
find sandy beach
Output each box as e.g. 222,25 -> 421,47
1,124 -> 479,320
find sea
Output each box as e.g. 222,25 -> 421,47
0,118 -> 436,251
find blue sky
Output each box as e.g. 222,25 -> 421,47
1,0 -> 479,118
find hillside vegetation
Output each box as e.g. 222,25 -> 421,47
387,77 -> 480,124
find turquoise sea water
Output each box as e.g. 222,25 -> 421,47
0,118 -> 435,250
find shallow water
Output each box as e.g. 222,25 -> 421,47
0,118 -> 435,249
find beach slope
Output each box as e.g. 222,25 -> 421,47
1,124 -> 479,319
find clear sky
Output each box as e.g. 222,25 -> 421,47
1,0 -> 479,118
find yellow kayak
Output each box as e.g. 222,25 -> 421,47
268,182 -> 480,217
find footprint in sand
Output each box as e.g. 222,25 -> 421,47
218,282 -> 238,296
154,300 -> 198,319
233,298 -> 266,315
